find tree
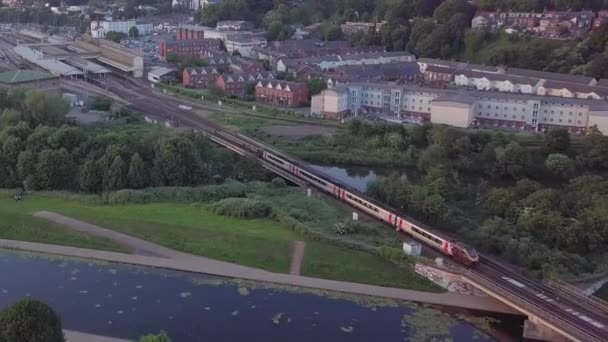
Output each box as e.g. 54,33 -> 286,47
231,49 -> 241,56
232,155 -> 266,181
494,142 -> 525,179
433,0 -> 473,24
165,52 -> 181,64
23,90 -> 69,127
79,160 -> 102,193
26,126 -> 55,152
319,23 -> 342,41
2,135 -> 24,161
35,149 -> 76,190
545,153 -> 575,179
153,136 -> 206,186
127,153 -> 147,189
417,144 -> 448,172
139,331 -> 171,342
105,31 -> 128,43
16,150 -> 36,183
48,127 -> 85,152
0,298 -> 64,342
307,78 -> 327,96
128,25 -> 139,37
0,109 -> 21,127
544,128 -> 570,153
105,156 -> 126,191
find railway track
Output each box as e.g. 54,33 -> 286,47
89,78 -> 608,342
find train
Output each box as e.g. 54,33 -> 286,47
208,128 -> 480,266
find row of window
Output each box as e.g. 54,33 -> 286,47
299,169 -> 328,187
411,226 -> 442,245
345,193 -> 379,213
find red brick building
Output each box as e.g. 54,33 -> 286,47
176,25 -> 206,40
183,66 -> 220,88
216,72 -> 274,98
255,80 -> 309,107
159,39 -> 221,61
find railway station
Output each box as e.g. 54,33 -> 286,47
7,30 -> 143,79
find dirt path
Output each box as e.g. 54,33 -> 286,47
289,240 -> 306,275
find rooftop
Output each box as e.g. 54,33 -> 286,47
0,70 -> 56,84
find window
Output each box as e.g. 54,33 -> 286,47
578,120 -> 582,124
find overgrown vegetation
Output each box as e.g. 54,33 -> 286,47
337,120 -> 608,277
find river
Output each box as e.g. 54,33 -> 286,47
310,164 -> 410,192
0,251 -> 514,341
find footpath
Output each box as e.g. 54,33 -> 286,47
7,211 -> 519,315
64,330 -> 129,342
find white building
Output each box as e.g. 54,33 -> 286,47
311,82 -> 608,134
278,51 -> 415,73
90,20 -> 153,38
225,36 -> 267,57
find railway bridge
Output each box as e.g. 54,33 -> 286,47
68,78 -> 608,342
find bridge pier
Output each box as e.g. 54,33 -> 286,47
523,316 -> 571,341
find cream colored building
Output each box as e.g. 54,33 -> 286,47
431,94 -> 476,128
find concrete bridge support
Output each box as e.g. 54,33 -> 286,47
523,316 -> 571,341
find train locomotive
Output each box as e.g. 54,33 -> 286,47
210,129 -> 479,266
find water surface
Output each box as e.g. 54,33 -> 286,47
0,251 -> 498,341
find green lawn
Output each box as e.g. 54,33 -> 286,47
0,192 -> 440,291
303,242 -> 442,292
0,198 -> 128,253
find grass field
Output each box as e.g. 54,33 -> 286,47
0,198 -> 128,253
0,193 -> 441,291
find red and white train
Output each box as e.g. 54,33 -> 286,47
212,130 -> 479,266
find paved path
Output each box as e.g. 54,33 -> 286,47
64,330 -> 129,342
289,240 -> 306,275
0,239 -> 519,314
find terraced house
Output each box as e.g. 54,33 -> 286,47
255,80 -> 309,107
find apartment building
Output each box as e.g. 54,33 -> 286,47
176,25 -> 206,40
159,39 -> 221,60
255,80 -> 309,107
311,82 -> 608,134
90,20 -> 153,38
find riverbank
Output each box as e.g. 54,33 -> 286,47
0,239 -> 517,314
0,188 -> 438,291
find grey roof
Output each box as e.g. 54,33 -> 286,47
337,63 -> 421,80
506,67 -> 595,85
418,58 -> 502,73
148,66 -> 175,77
339,50 -> 414,61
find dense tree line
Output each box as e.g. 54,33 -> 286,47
354,120 -> 608,276
0,89 -> 268,193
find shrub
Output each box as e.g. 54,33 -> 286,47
378,245 -> 415,268
212,198 -> 272,218
0,298 -> 64,342
333,220 -> 356,235
271,177 -> 287,188
287,208 -> 311,221
352,221 -> 381,236
105,189 -> 153,204
139,331 -> 171,342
